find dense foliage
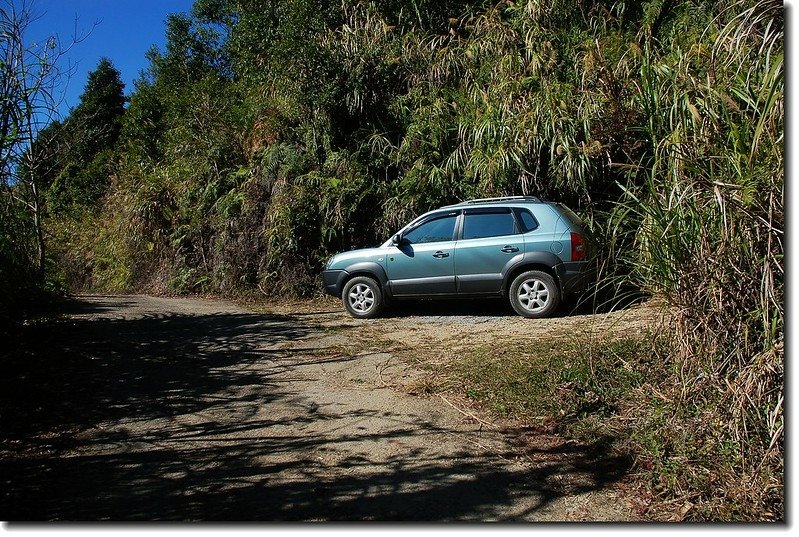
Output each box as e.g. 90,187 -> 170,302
4,0 -> 783,520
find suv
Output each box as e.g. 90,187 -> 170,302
322,196 -> 593,319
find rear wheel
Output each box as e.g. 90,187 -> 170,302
342,276 -> 384,319
509,270 -> 560,318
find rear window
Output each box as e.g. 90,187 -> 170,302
555,203 -> 584,228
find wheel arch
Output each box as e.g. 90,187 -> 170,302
502,254 -> 564,296
340,262 -> 390,296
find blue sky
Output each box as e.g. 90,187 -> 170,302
26,0 -> 195,117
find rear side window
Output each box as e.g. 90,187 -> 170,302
462,210 -> 516,240
403,214 -> 458,244
515,208 -> 539,233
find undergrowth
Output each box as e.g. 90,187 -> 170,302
449,324 -> 781,521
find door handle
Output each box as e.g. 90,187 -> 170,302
432,251 -> 450,258
501,246 -> 519,253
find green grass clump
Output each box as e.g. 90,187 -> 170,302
454,334 -> 657,425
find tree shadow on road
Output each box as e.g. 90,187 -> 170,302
0,296 -> 633,521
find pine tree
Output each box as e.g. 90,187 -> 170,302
44,58 -> 125,214
70,57 -> 125,164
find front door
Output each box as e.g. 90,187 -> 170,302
386,212 -> 458,296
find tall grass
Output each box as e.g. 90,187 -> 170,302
602,0 -> 783,518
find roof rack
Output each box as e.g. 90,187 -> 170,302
444,196 -> 541,207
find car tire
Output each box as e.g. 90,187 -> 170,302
342,276 -> 384,319
509,270 -> 560,318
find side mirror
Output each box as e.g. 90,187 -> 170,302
392,233 -> 405,245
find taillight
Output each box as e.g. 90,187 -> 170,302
570,232 -> 586,261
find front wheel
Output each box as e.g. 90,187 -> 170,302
342,276 -> 384,319
509,270 -> 560,318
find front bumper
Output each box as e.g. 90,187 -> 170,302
322,269 -> 347,297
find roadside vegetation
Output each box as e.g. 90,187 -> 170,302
447,324 -> 780,521
1,0 -> 783,520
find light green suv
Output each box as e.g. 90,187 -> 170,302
322,196 -> 593,319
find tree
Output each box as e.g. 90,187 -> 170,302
43,58 -> 125,215
70,57 -> 125,164
0,0 -> 86,291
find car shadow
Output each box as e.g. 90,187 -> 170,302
380,292 -> 649,319
384,298 -> 515,318
1,296 -> 633,521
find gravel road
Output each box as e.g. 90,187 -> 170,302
1,294 -> 643,521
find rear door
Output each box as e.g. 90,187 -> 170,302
454,208 -> 522,294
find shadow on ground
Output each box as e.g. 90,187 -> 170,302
374,293 -> 647,319
0,296 -> 631,521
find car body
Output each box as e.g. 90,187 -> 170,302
322,196 -> 594,318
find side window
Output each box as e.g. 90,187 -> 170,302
403,214 -> 458,244
516,209 -> 539,232
462,210 -> 516,240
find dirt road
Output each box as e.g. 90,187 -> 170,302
1,294 -> 644,521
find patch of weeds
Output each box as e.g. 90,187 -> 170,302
169,267 -> 210,294
405,376 -> 450,396
454,339 -> 576,420
625,387 -> 782,521
555,335 -> 661,438
452,333 -> 659,427
562,336 -> 785,522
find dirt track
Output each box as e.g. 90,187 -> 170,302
0,294 -> 651,521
